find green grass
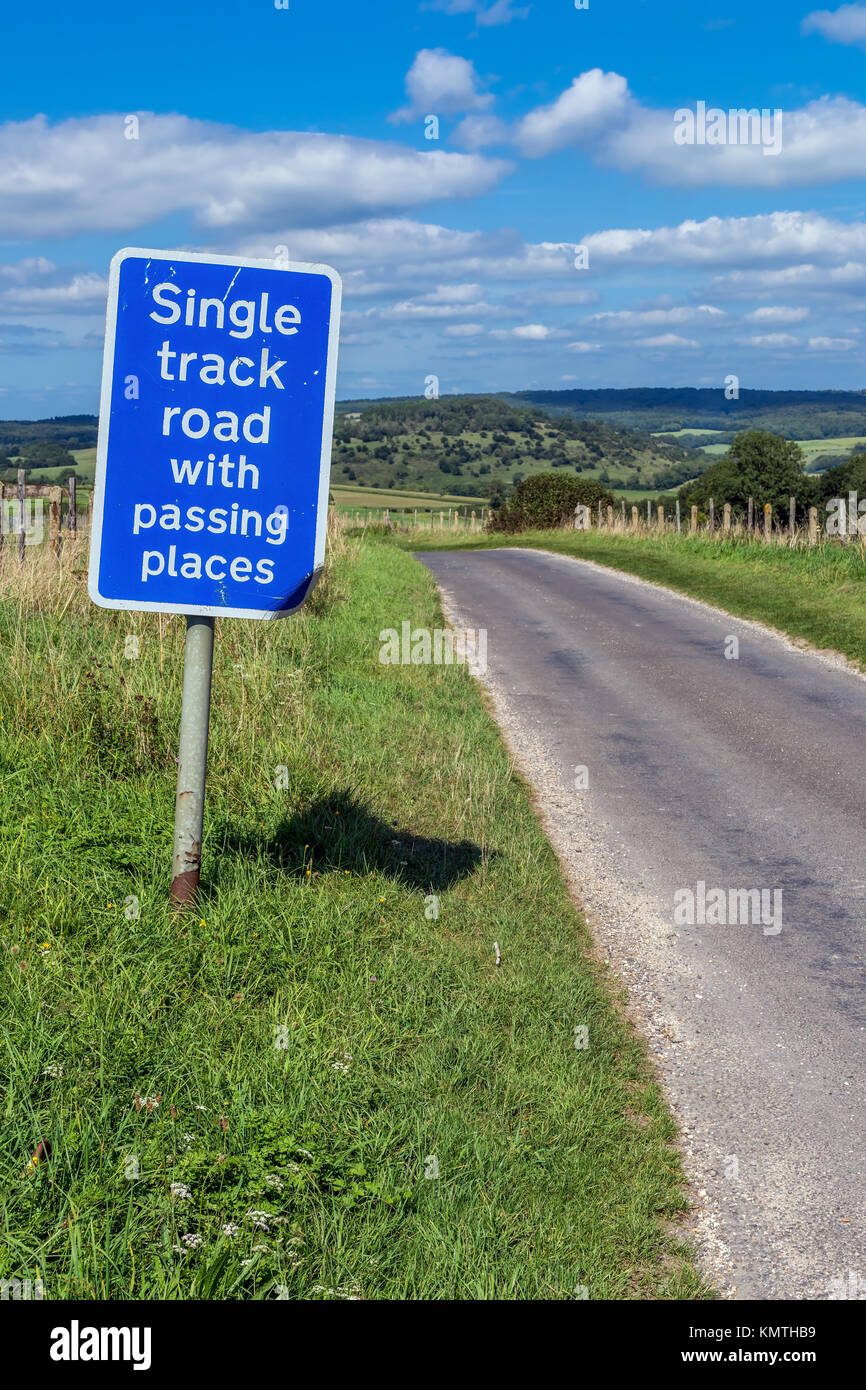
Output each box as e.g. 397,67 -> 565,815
0,529 -> 706,1301
406,527 -> 866,668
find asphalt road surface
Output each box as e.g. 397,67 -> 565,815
421,546 -> 865,1301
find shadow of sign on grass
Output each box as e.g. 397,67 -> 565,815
216,789 -> 485,892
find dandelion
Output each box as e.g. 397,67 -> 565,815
39,942 -> 51,955
170,1182 -> 192,1200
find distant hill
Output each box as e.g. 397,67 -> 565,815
506,387 -> 866,441
332,395 -> 703,499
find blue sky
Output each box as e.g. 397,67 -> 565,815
2,0 -> 866,415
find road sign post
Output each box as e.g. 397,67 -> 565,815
89,247 -> 341,904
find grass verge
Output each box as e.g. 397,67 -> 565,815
0,527 -> 708,1300
404,527 -> 866,669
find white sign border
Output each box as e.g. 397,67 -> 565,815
88,246 -> 342,620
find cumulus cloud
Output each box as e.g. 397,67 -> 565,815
583,211 -> 866,269
390,49 -> 494,122
508,70 -> 866,186
514,70 -> 632,157
0,113 -> 510,239
802,5 -> 866,47
425,0 -> 531,26
490,323 -> 568,339
745,305 -> 810,321
634,333 -> 700,348
0,258 -> 107,313
745,333 -> 801,347
586,304 -> 726,327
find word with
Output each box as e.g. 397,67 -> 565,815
673,102 -> 782,156
424,1155 -> 440,1180
673,881 -> 782,935
379,621 -> 487,675
724,636 -> 739,660
424,895 -> 440,920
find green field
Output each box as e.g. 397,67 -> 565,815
0,527 -> 707,1300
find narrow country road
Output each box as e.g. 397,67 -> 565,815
420,546 -> 865,1301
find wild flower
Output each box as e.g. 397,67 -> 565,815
42,1063 -> 64,1079
221,1223 -> 239,1237
264,1173 -> 284,1190
247,1210 -> 271,1232
170,1182 -> 192,1200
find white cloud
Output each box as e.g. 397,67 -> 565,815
390,49 -> 493,123
584,211 -> 866,269
745,305 -> 810,322
514,70 -> 631,157
0,113 -> 509,239
635,334 -> 700,348
566,341 -> 602,352
425,0 -> 531,26
586,304 -> 725,327
808,334 -> 856,348
745,333 -> 801,347
0,258 -> 107,313
452,113 -> 510,149
443,322 -> 485,336
512,70 -> 866,187
490,322 -> 568,339
802,5 -> 866,48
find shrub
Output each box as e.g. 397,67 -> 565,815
487,472 -> 615,533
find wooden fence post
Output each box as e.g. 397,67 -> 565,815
17,468 -> 26,563
708,498 -> 715,533
631,505 -> 639,531
789,495 -> 796,539
471,510 -> 476,531
723,502 -> 731,535
690,505 -> 698,535
676,499 -> 681,534
646,499 -> 651,526
67,474 -> 77,535
620,499 -> 626,528
606,504 -> 614,529
763,503 -> 772,542
808,506 -> 818,545
50,489 -> 61,555
657,504 -> 664,531
747,496 -> 754,535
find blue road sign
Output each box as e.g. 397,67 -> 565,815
89,248 -> 341,618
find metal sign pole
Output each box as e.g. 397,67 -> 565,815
170,615 -> 215,906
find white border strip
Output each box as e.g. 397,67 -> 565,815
87,246 -> 342,620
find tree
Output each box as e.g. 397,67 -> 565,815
679,430 -> 808,513
488,472 -> 615,533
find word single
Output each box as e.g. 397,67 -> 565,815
150,283 -> 302,340
673,101 -> 782,156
